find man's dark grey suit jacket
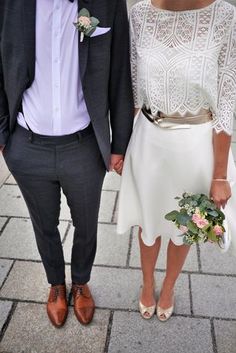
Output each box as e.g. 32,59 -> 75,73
0,0 -> 134,169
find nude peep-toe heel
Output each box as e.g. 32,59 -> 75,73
139,282 -> 156,320
139,300 -> 156,320
156,304 -> 174,322
156,294 -> 174,322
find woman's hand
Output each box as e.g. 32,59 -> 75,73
210,179 -> 231,209
109,154 -> 124,175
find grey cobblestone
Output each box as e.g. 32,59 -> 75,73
191,274 -> 236,319
0,303 -> 109,353
0,217 -> 7,232
214,319 -> 236,353
108,312 -> 213,353
0,260 -> 13,288
0,300 -> 12,333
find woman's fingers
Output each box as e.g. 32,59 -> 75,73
114,160 -> 124,175
109,157 -> 124,174
210,180 -> 231,209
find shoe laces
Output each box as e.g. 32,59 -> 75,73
50,285 -> 66,302
72,284 -> 89,298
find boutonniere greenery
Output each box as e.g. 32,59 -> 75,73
74,8 -> 100,42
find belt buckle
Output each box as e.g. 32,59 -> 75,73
153,112 -> 163,125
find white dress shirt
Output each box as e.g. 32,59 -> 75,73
17,0 -> 90,136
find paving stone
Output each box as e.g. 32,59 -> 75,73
0,261 -> 50,302
214,319 -> 236,353
5,174 -> 17,184
191,274 -> 236,318
89,267 -> 190,314
129,227 -> 199,272
0,185 -> 29,217
59,192 -> 71,220
0,218 -> 69,260
98,191 -> 117,223
0,261 -> 70,303
0,303 -> 109,353
0,259 -> 13,288
63,223 -> 130,266
102,172 -> 121,191
199,242 -> 236,275
0,155 -> 10,187
0,300 -> 12,332
0,217 -> 7,232
108,312 -> 213,353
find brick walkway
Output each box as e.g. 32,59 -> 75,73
1,1 -> 236,352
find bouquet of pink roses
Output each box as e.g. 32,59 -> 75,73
165,192 -> 226,247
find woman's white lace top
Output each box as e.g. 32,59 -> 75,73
130,0 -> 236,134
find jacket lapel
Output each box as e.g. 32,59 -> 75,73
23,0 -> 36,85
78,0 -> 91,81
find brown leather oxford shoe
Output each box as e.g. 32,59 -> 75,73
47,284 -> 68,328
72,284 -> 95,325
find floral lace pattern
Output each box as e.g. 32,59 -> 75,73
130,0 -> 236,134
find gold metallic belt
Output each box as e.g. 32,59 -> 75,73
141,107 -> 213,129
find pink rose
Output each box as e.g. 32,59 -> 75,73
180,225 -> 188,233
196,218 -> 209,229
78,16 -> 91,28
213,225 -> 223,236
192,213 -> 202,223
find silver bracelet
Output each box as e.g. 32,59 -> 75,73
212,178 -> 227,182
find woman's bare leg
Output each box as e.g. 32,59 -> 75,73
139,228 -> 161,307
158,239 -> 190,309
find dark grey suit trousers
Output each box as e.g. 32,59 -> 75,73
3,124 -> 106,285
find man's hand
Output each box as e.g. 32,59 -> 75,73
0,145 -> 5,153
109,154 -> 124,175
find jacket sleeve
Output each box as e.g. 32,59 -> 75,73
0,1 -> 10,145
109,0 -> 134,155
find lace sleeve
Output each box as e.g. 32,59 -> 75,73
130,9 -> 142,109
213,13 -> 236,135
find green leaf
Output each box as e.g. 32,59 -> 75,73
207,210 -> 218,217
176,213 -> 191,226
165,210 -> 179,221
78,8 -> 90,17
90,16 -> 100,27
207,229 -> 218,242
186,221 -> 199,234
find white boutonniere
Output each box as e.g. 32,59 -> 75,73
74,8 -> 100,42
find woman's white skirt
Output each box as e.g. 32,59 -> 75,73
117,111 -> 236,249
